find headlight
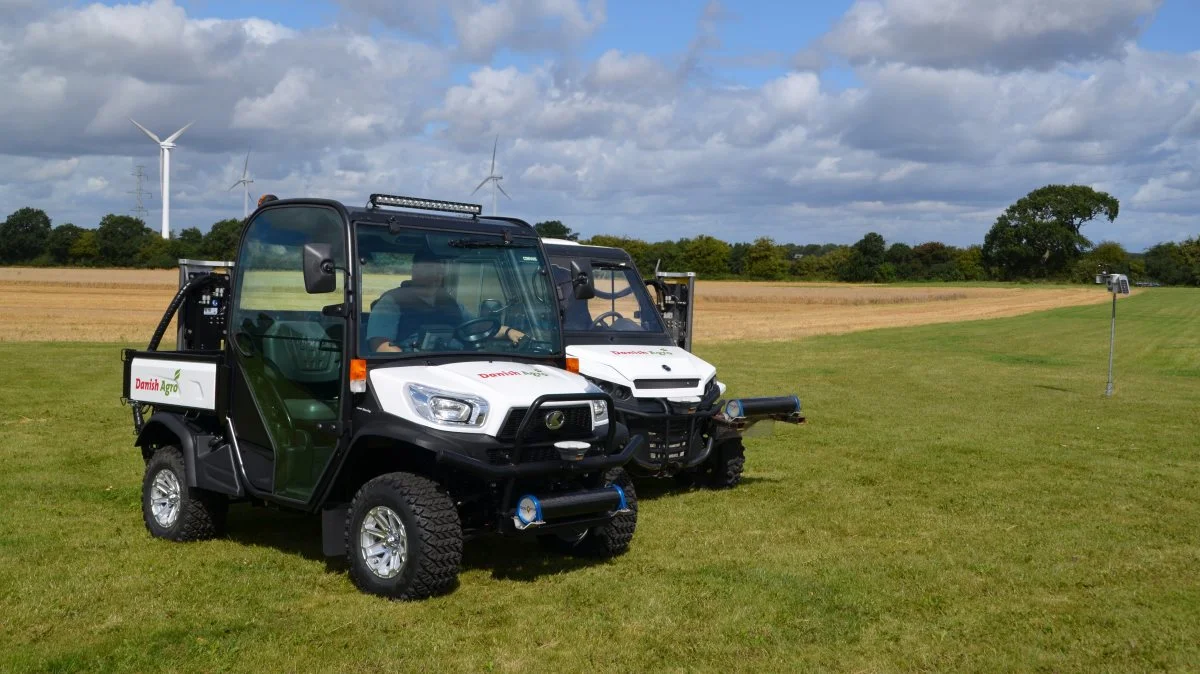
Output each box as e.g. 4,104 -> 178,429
590,399 -> 609,425
583,380 -> 610,425
430,396 -> 472,423
406,383 -> 489,427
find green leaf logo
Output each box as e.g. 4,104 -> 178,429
173,369 -> 181,381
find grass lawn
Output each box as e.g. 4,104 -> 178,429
1,289 -> 1198,672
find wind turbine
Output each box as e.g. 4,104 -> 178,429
130,118 -> 193,239
471,135 -> 510,215
228,151 -> 254,218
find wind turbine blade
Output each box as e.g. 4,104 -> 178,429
496,182 -> 511,199
229,180 -> 241,191
470,177 -> 490,195
242,150 -> 250,179
491,135 -> 497,174
130,118 -> 161,143
164,121 -> 194,144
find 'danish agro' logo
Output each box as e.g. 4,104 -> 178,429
610,348 -> 674,357
134,369 -> 181,397
477,368 -> 549,380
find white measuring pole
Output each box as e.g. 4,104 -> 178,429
1105,288 -> 1117,397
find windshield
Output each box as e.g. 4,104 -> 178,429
550,257 -> 666,333
357,224 -> 561,357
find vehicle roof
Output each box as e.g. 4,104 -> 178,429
261,197 -> 538,237
542,240 -> 632,262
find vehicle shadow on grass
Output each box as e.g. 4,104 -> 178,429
632,474 -> 779,501
223,504 -> 605,582
224,505 -> 344,570
460,536 -> 601,582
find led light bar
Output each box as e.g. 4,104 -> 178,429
369,193 -> 483,216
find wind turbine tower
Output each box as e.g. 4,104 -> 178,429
471,136 -> 510,215
229,151 -> 255,218
130,118 -> 193,239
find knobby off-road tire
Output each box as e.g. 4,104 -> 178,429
142,446 -> 228,541
540,468 -> 638,558
346,472 -> 463,600
707,437 -> 746,489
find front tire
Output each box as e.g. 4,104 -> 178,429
141,446 -> 227,541
346,472 -> 463,600
707,437 -> 745,489
540,468 -> 638,558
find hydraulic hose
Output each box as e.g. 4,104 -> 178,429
133,273 -> 215,435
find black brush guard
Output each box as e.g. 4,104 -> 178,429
623,394 -> 805,476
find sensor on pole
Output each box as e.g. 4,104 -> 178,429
1096,270 -> 1130,397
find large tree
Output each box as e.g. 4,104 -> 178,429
982,184 -> 1119,280
202,219 -> 244,260
742,237 -> 786,280
681,235 -> 732,277
1145,238 -> 1200,286
95,214 -> 153,267
533,220 -> 579,241
0,207 -> 52,263
46,223 -> 85,264
174,227 -> 205,260
839,232 -> 887,282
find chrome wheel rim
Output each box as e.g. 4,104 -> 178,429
360,506 -> 408,579
150,469 -> 181,528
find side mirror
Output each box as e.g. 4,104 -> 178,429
302,243 -> 336,294
570,259 -> 595,300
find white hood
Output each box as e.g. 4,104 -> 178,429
369,361 -> 601,436
565,344 -> 717,399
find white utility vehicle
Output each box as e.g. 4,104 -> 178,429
123,195 -> 642,600
541,239 -> 804,488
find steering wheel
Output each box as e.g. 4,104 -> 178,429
592,311 -> 625,328
455,317 -> 502,344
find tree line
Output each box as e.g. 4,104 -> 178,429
0,208 -> 243,268
3,184 -> 1197,284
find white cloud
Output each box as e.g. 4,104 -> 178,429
823,0 -> 1162,71
335,0 -> 606,61
0,0 -> 1195,253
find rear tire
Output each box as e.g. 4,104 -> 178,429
346,472 -> 463,600
707,437 -> 745,489
540,468 -> 637,558
142,446 -> 227,542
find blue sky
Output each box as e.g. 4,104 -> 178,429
2,0 -> 1198,250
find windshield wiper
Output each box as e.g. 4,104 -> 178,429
448,238 -> 533,249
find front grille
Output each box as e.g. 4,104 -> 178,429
497,405 -> 592,442
642,418 -> 696,461
633,378 -> 700,390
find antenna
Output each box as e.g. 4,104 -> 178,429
470,135 -> 511,215
129,164 -> 150,223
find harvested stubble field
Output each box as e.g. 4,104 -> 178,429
0,267 -> 1112,343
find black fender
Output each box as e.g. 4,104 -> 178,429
136,412 -> 240,496
136,412 -> 200,487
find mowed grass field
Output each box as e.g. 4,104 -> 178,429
1,286 -> 1198,672
0,267 -> 1111,343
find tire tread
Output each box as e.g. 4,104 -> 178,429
345,472 -> 462,600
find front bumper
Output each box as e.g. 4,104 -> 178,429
620,394 -> 805,477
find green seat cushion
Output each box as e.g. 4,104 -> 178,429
284,398 -> 337,421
